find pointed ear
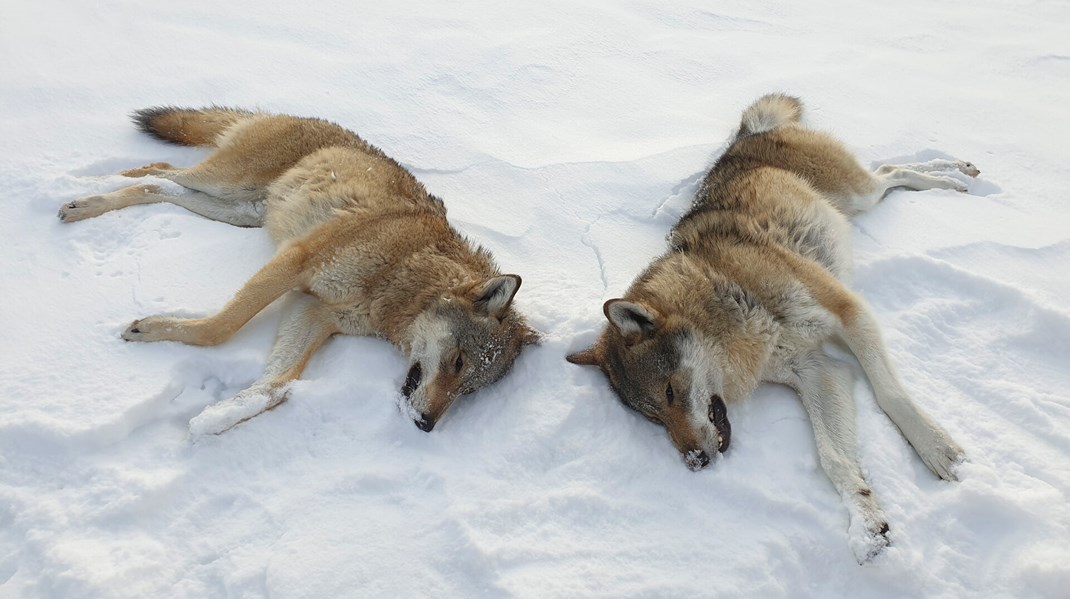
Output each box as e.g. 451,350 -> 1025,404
603,299 -> 660,346
472,274 -> 522,319
566,345 -> 601,366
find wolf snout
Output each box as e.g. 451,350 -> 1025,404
414,413 -> 436,432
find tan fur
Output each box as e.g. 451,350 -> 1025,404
61,106 -> 535,435
135,106 -> 255,147
737,93 -> 803,136
569,94 -> 973,561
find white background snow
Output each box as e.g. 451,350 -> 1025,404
2,0 -> 1069,597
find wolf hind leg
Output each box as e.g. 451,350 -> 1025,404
121,159 -> 269,204
781,350 -> 890,563
59,183 -> 264,226
122,243 -> 310,346
874,166 -> 967,194
877,159 -> 979,178
59,183 -> 165,223
831,160 -> 976,217
188,293 -> 339,436
123,151 -> 274,206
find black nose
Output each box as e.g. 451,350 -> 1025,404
414,414 -> 436,432
686,450 -> 710,471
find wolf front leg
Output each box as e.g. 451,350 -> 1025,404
188,293 -> 339,436
123,244 -> 310,346
779,350 -> 890,563
786,254 -> 966,480
835,295 -> 966,480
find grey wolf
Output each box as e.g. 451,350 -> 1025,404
60,106 -> 538,435
567,94 -> 972,561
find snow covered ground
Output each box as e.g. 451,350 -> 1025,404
2,0 -> 1069,596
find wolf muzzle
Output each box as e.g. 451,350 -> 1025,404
402,362 -> 440,432
401,362 -> 437,432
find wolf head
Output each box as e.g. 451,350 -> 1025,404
568,283 -> 775,471
402,274 -> 538,431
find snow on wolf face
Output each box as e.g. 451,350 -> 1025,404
402,275 -> 536,432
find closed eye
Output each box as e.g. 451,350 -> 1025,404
666,383 -> 674,405
454,351 -> 465,374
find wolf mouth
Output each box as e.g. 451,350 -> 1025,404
709,394 -> 731,453
402,362 -> 422,398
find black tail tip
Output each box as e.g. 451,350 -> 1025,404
130,105 -> 180,142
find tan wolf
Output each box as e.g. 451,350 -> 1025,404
60,106 -> 538,436
567,94 -> 972,562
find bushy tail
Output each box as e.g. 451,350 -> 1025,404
736,93 -> 803,138
131,106 -> 256,147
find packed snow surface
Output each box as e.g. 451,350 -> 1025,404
2,0 -> 1069,597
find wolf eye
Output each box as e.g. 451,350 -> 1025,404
665,384 -> 675,404
454,353 -> 465,373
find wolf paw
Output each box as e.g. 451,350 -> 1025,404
189,384 -> 288,437
932,176 -> 969,193
58,197 -> 108,223
956,161 -> 980,178
920,437 -> 966,481
120,162 -> 173,177
844,485 -> 890,564
847,499 -> 891,564
854,520 -> 891,564
121,316 -> 181,342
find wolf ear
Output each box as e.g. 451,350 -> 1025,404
603,299 -> 660,346
472,274 -> 522,319
566,345 -> 600,366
